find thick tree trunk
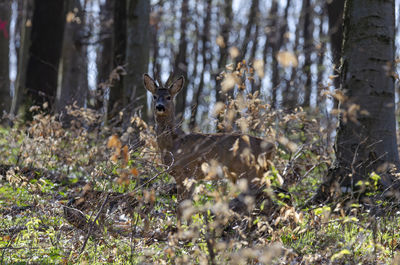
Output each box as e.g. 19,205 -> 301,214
57,0 -> 88,123
123,0 -> 150,124
0,0 -> 11,121
24,0 -> 65,116
315,0 -> 399,202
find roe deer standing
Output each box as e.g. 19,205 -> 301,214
143,74 -> 275,202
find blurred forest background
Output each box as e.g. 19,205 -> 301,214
0,0 -> 348,130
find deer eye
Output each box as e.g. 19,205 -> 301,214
166,96 -> 171,100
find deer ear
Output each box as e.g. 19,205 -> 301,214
169,76 -> 184,96
143,74 -> 157,94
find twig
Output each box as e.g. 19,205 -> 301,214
203,212 -> 216,265
79,194 -> 110,255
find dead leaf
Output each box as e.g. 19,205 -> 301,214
230,138 -> 239,156
229,47 -> 240,58
216,35 -> 225,48
276,51 -> 298,68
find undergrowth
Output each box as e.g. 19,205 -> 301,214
1,64 -> 400,264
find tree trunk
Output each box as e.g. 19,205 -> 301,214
284,0 -> 302,109
215,0 -> 232,104
316,7 -> 327,107
123,0 -> 150,124
190,0 -> 211,129
173,0 -> 189,121
24,0 -> 65,117
302,0 -> 313,108
327,0 -> 344,90
150,5 -> 161,79
315,0 -> 399,202
10,0 -> 33,119
0,0 -> 11,121
265,1 -> 279,108
108,0 -> 126,119
238,0 -> 259,63
57,0 -> 88,123
94,0 -> 113,111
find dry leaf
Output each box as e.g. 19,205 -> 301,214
122,145 -> 129,164
216,35 -> 225,48
131,167 -> 139,176
66,12 -> 75,23
107,135 -> 122,149
229,47 -> 240,58
221,73 -> 239,92
241,135 -> 250,146
276,51 -> 298,68
230,138 -> 239,156
212,102 -> 225,117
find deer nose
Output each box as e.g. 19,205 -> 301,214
156,104 -> 165,112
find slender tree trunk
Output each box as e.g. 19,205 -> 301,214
284,0 -> 303,109
57,0 -> 87,123
123,0 -> 150,124
215,0 -> 232,104
24,0 -> 65,117
260,0 -> 278,94
249,7 -> 260,94
0,0 -> 11,121
238,0 -> 259,63
327,0 -> 344,90
173,0 -> 189,120
108,0 -> 126,118
94,0 -> 113,111
10,0 -> 33,119
316,7 -> 326,107
302,0 -> 313,108
190,0 -> 211,129
315,0 -> 399,202
150,6 -> 161,81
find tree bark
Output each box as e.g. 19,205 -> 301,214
173,0 -> 189,120
302,0 -> 313,108
315,0 -> 399,202
10,0 -> 33,119
108,0 -> 126,119
215,0 -> 232,104
327,0 -> 344,90
94,0 -> 113,111
123,0 -> 150,124
0,0 -> 11,121
24,0 -> 65,116
190,0 -> 212,129
57,0 -> 88,123
238,0 -> 259,63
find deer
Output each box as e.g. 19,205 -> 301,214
143,74 -> 275,211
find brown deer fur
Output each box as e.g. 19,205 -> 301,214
143,74 -> 275,201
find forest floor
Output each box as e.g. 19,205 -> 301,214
0,105 -> 400,265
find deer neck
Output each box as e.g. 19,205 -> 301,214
155,115 -> 177,152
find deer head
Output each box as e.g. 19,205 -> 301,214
143,74 -> 184,122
